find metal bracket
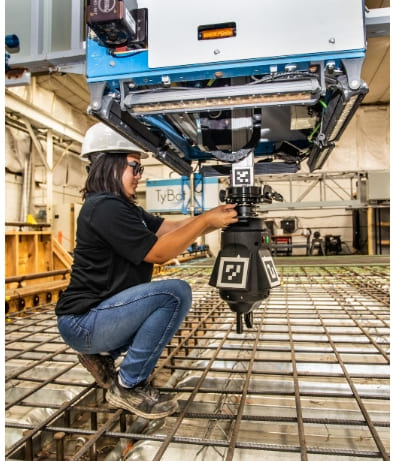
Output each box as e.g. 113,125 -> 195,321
341,58 -> 365,90
87,81 -> 108,113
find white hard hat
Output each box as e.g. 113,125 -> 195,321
81,123 -> 149,159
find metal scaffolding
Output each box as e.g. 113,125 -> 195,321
5,260 -> 390,460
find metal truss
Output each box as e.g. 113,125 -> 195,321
256,170 -> 389,211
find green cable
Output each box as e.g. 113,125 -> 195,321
308,100 -> 327,142
308,122 -> 321,142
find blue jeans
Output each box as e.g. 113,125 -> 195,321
57,279 -> 192,387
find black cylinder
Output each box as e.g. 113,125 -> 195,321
209,217 -> 272,315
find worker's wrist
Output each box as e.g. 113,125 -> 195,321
198,212 -> 211,231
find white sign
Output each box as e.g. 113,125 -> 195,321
146,177 -> 219,213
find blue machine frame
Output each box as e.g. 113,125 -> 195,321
85,0 -> 369,176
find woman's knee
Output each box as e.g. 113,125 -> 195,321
176,278 -> 192,298
166,279 -> 192,306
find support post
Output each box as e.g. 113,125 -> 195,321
46,129 -> 53,226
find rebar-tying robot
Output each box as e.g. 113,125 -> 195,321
85,0 -> 368,332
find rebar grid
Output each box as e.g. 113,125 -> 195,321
5,262 -> 390,461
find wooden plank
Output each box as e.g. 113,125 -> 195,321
37,233 -> 53,272
52,238 -> 73,268
5,234 -> 17,277
17,234 -> 37,275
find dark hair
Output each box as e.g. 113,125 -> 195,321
82,153 -> 132,201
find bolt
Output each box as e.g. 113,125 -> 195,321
329,37 -> 336,44
214,49 -> 220,55
285,64 -> 297,72
326,60 -> 336,71
162,75 -> 171,86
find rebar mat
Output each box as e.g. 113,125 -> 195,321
5,263 -> 390,461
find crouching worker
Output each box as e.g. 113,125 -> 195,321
55,123 -> 238,419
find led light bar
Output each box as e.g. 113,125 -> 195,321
307,81 -> 368,171
124,79 -> 321,115
329,96 -> 357,140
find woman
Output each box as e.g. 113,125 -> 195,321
56,123 -> 238,419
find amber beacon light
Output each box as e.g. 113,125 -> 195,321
198,22 -> 236,40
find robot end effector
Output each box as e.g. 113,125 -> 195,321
209,151 -> 282,334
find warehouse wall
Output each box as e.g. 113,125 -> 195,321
323,105 -> 390,171
5,126 -> 86,224
261,105 -> 390,253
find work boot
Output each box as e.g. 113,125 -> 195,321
78,353 -> 116,389
106,378 -> 178,419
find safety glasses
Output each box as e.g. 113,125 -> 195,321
127,161 -> 144,176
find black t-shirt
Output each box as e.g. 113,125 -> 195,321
55,192 -> 164,315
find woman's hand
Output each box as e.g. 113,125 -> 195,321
203,203 -> 238,229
